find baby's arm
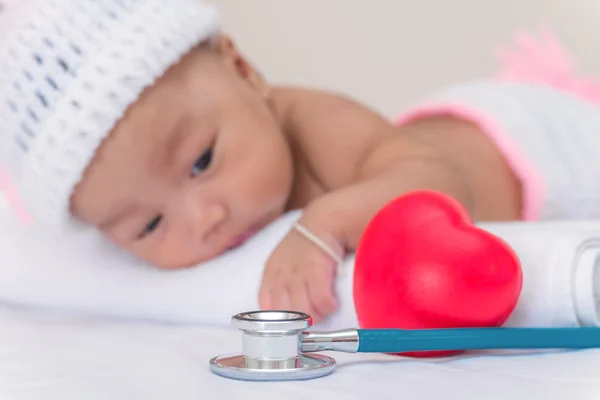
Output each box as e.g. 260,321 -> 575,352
259,87 -> 522,319
282,87 -> 521,249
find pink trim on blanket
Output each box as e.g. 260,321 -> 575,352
393,105 -> 544,221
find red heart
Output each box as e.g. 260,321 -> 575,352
353,190 -> 522,357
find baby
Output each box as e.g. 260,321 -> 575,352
3,0 -> 600,322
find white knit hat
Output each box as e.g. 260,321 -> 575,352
0,0 -> 221,228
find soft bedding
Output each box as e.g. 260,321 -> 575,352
1,305 -> 600,400
1,194 -> 600,399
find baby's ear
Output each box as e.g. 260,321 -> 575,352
214,34 -> 270,97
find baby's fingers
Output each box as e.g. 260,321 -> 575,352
289,278 -> 319,318
258,278 -> 274,310
307,264 -> 338,317
259,279 -> 292,311
259,267 -> 283,309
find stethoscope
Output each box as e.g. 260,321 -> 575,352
209,310 -> 600,382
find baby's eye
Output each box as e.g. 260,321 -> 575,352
139,215 -> 162,239
192,147 -> 213,176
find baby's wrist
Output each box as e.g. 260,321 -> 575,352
294,199 -> 347,262
301,190 -> 367,251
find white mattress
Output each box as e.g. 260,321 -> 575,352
0,305 -> 599,400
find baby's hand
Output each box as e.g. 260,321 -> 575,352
258,222 -> 344,323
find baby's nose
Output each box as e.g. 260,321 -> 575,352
187,201 -> 228,240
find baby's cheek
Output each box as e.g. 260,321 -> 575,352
129,238 -> 192,270
141,234 -> 224,270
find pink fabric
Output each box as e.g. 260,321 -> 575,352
0,166 -> 33,225
393,27 -> 600,221
495,27 -> 600,105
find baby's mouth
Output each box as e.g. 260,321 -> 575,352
227,226 -> 261,250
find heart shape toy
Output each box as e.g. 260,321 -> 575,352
353,190 -> 523,357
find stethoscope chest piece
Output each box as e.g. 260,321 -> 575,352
209,353 -> 336,382
209,310 -> 337,381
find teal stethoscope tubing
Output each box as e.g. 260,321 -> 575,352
357,327 -> 600,353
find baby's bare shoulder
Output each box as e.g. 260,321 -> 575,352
273,86 -> 398,190
272,86 -> 521,219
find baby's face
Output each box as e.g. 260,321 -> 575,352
70,37 -> 294,269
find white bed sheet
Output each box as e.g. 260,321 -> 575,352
0,305 -> 599,400
1,195 -> 600,399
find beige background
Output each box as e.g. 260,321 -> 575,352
206,0 -> 600,118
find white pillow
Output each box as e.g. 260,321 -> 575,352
0,199 -> 360,329
0,192 -> 597,329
